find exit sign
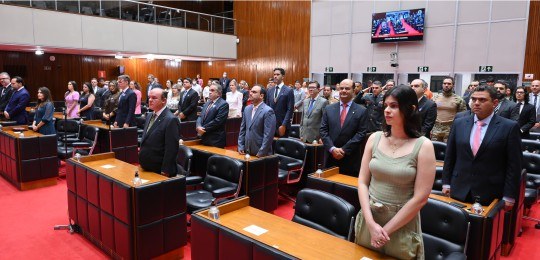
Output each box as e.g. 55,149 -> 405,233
325,67 -> 334,72
417,66 -> 429,72
367,67 -> 377,72
479,66 -> 493,72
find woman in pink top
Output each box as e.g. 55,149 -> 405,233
130,80 -> 142,115
65,81 -> 80,118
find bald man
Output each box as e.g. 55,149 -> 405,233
528,80 -> 540,132
139,88 -> 181,177
320,79 -> 368,176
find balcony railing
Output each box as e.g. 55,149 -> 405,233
1,0 -> 236,35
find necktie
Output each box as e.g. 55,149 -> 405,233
534,94 -> 538,109
274,86 -> 279,100
203,101 -> 214,121
518,102 -> 523,115
340,103 -> 348,127
307,99 -> 315,114
147,113 -> 157,132
182,91 -> 188,103
472,121 -> 486,156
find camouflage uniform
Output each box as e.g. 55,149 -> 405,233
431,92 -> 466,142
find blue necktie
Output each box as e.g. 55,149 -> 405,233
307,99 -> 315,114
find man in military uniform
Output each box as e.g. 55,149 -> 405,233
431,76 -> 466,142
360,81 -> 384,133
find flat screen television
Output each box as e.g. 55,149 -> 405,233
371,8 -> 425,43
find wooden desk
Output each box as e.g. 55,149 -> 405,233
186,140 -> 279,212
0,125 -> 58,190
435,160 -> 444,167
306,167 -> 360,213
82,120 -> 138,163
192,197 -> 392,260
66,153 -> 187,259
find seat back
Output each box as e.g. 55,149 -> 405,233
522,139 -> 540,154
56,119 -> 80,136
522,152 -> 540,189
292,188 -> 356,241
421,198 -> 470,260
177,145 -> 193,174
275,138 -> 307,161
289,124 -> 300,139
75,126 -> 99,156
432,141 -> 447,161
203,155 -> 243,196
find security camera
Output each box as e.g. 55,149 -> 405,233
391,63 -> 399,67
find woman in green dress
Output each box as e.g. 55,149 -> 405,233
355,85 -> 435,259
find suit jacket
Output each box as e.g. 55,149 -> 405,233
510,102 -> 536,138
115,88 -> 137,127
442,114 -> 522,205
219,77 -> 231,99
94,87 -> 106,108
196,98 -> 229,148
300,96 -> 328,143
455,110 -> 473,119
320,101 -> 368,176
238,103 -> 276,156
418,96 -> 437,138
527,93 -> 540,122
139,108 -> 180,177
0,84 -> 14,113
361,93 -> 384,133
178,88 -> 199,121
5,87 -> 30,124
495,99 -> 516,119
265,85 -> 294,136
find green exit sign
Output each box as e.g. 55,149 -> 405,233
479,66 -> 493,72
325,67 -> 334,72
417,66 -> 429,72
367,67 -> 377,72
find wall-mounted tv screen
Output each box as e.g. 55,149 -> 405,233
371,8 -> 425,43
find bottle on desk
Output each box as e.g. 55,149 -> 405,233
133,170 -> 142,186
208,206 -> 220,220
315,163 -> 323,177
74,153 -> 81,162
472,196 -> 483,214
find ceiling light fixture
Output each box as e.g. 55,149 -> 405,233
147,54 -> 155,61
115,54 -> 123,59
35,50 -> 44,55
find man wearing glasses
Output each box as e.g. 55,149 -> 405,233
510,86 -> 535,138
0,72 -> 14,116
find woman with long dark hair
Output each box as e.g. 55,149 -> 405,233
31,87 -> 56,135
77,82 -> 95,120
65,81 -> 79,118
102,80 -> 120,123
355,85 -> 435,259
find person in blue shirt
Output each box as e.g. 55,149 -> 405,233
31,87 -> 55,135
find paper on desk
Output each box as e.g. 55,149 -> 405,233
243,225 -> 268,236
360,257 -> 373,260
101,164 -> 116,169
141,179 -> 149,184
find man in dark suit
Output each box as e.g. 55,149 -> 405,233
360,81 -> 384,133
139,88 -> 180,177
146,74 -> 162,104
114,75 -> 137,128
219,72 -> 231,99
91,78 -> 105,108
175,78 -> 199,121
196,82 -> 229,148
411,79 -> 437,138
265,68 -> 294,137
494,81 -> 516,119
320,79 -> 368,176
3,76 -> 29,125
238,85 -> 276,157
442,85 -> 521,210
0,72 -> 14,115
510,86 -> 536,138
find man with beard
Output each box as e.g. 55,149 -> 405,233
431,76 -> 466,141
493,81 -> 516,119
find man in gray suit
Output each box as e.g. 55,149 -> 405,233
300,81 -> 328,143
238,85 -> 276,157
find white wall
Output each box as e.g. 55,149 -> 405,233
0,4 -> 237,59
310,0 -> 529,92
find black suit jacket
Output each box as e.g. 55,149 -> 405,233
115,88 -> 137,126
0,84 -> 14,113
178,88 -> 199,121
265,85 -> 295,136
418,96 -> 437,138
510,102 -> 536,138
196,98 -> 229,147
94,87 -> 106,108
219,77 -> 231,99
442,114 -> 522,205
139,108 -> 180,177
495,99 -> 516,119
320,101 -> 368,176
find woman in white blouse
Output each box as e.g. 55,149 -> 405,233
166,84 -> 181,113
226,80 -> 243,118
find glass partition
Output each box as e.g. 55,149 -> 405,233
0,0 -> 235,35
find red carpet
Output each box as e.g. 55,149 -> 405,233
0,168 -> 538,259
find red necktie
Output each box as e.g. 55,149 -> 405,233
340,103 -> 348,127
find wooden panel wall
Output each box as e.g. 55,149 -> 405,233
0,51 -> 200,101
524,1 -> 540,81
200,1 -> 311,87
